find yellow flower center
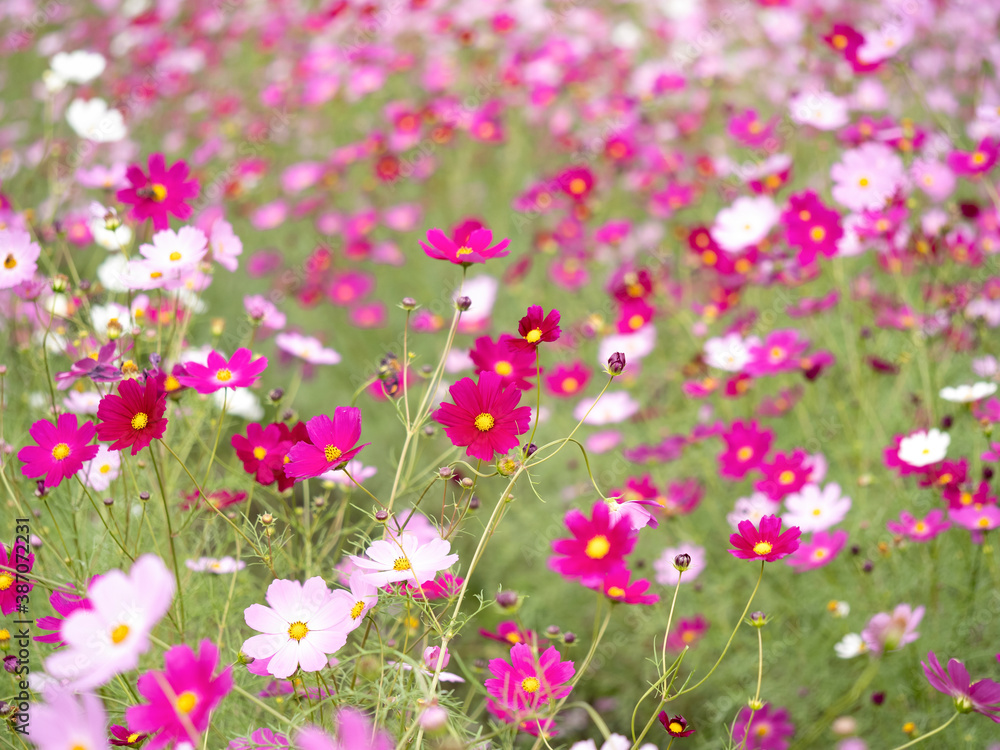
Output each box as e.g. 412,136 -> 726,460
164,375 -> 181,391
914,522 -> 927,533
681,630 -> 696,643
506,632 -> 521,643
131,412 -> 149,430
832,33 -> 847,49
350,601 -> 365,619
810,226 -> 826,242
770,346 -> 785,360
669,721 -> 684,733
494,360 -> 513,376
972,152 -> 986,165
562,377 -> 579,392
175,690 -> 197,714
778,470 -> 795,485
127,733 -> 141,743
99,464 -> 112,474
3,254 -> 15,269
979,517 -> 991,528
858,177 -> 869,187
753,541 -> 773,556
607,586 -> 626,598
111,624 -> 130,644
812,548 -> 828,560
253,446 -> 267,460
216,368 -> 233,382
569,177 -> 586,194
474,413 -> 495,432
0,628 -> 9,640
51,443 -> 71,460
525,328 -> 543,343
456,245 -> 473,256
324,445 -> 342,462
0,574 -> 12,591
151,183 -> 168,201
288,621 -> 309,641
521,676 -> 541,693
168,251 -> 182,261
799,210 -> 811,221
748,120 -> 762,134
393,556 -> 411,571
628,314 -> 645,330
737,446 -> 753,462
585,535 -> 611,559
702,249 -> 718,265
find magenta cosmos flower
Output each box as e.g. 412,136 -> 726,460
718,420 -> 773,480
0,540 -> 33,616
176,347 -> 268,394
887,510 -> 951,542
296,708 -> 393,750
485,643 -> 575,722
510,305 -> 561,352
784,530 -> 848,572
117,153 -> 200,230
126,640 -> 233,750
781,190 -> 843,266
731,703 -> 795,750
947,137 -> 998,177
18,413 -> 99,488
419,226 -> 510,265
729,515 -> 801,562
549,501 -> 637,586
242,577 -> 350,679
922,652 -> 1000,722
433,372 -> 532,462
96,378 -> 168,455
597,567 -> 659,605
284,407 -> 370,479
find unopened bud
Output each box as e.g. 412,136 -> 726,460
438,466 -> 454,479
673,553 -> 691,572
103,497 -> 114,506
495,590 -> 519,609
51,274 -> 69,293
748,611 -> 768,628
747,697 -> 765,710
375,509 -> 390,523
563,631 -> 576,644
419,704 -> 448,732
107,318 -> 123,340
607,351 -> 626,375
423,425 -> 435,437
400,297 -> 418,311
468,496 -> 480,509
268,388 -> 284,403
139,491 -> 150,501
260,513 -> 274,526
455,295 -> 472,311
211,318 -> 225,336
832,716 -> 857,736
460,477 -> 474,489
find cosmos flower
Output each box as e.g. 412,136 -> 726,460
510,305 -> 561,351
241,577 -> 350,679
0,229 -> 41,289
718,421 -> 774,480
665,615 -> 709,651
939,382 -> 998,403
886,510 -> 951,542
77,443 -> 121,492
595,567 -> 659,605
781,483 -> 852,533
947,137 -> 998,177
729,515 -> 801,562
544,360 -> 592,397
921,652 -> 1000,722
348,534 -> 459,587
659,713 -> 695,737
419,226 -> 510,265
756,451 -> 814,501
66,97 -> 126,142
296,708 -> 394,750
96,378 -> 168,456
861,603 -> 924,654
469,334 -> 539,391
26,690 -> 109,750
275,332 -> 341,365
731,704 -> 795,750
433,372 -> 532,462
17,414 -> 99,489
285,408 -> 370,479
711,196 -> 779,253
177,347 -> 268,394
117,153 -> 200,230
653,542 -> 706,585
126,640 -> 233,750
549,501 -> 637,587
785,530 -> 849,572
485,643 -> 575,726
897,429 -> 950,467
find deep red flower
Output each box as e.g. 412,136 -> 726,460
659,712 -> 696,737
729,514 -> 801,562
433,372 -> 531,462
117,153 -> 200,230
231,423 -> 288,486
96,378 -> 168,455
510,305 -> 561,352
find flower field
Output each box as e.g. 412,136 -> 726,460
1,1 -> 1000,748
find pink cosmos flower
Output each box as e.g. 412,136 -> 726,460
728,108 -> 775,147
666,615 -> 709,651
604,495 -> 658,531
785,530 -> 848,572
596,567 -> 659,605
285,408 -> 370,479
510,305 -> 561,352
781,483 -> 851,532
117,153 -> 200,230
718,421 -> 774,479
545,360 -> 591,397
433,372 -> 532,462
126,640 -> 233,750
782,190 -> 843,266
17,413 -> 99,488
419,226 -> 510,265
176,348 -> 268,394
45,555 -> 175,690
244,295 -> 286,330
480,621 -> 540,647
947,137 -> 998,177
0,540 -> 33,616
26,689 -> 107,750
549,501 -> 637,587
485,643 -> 575,729
469,334 -> 539,391
348,534 -> 459,587
731,703 -> 795,750
950,504 -> 1000,532
745,330 -> 810,376
756,451 -> 814,501
35,582 -> 91,644
0,228 -> 41,289
830,143 -> 904,212
242,577 -> 350,679
886,510 -> 951,542
921,652 -> 1000,722
276,332 -> 341,365
862,603 -> 925,654
209,218 -> 243,271
55,340 -> 121,389
328,571 -> 378,632
296,708 -> 394,750
729,515 -> 801,562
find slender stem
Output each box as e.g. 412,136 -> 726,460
303,478 -> 312,578
527,347 -> 542,449
888,712 -> 959,750
76,476 -> 133,561
203,389 -> 228,488
150,447 -> 185,637
659,571 -> 685,692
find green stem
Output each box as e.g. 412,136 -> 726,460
202,389 -> 228,488
888,712 -> 959,750
150,448 -> 184,637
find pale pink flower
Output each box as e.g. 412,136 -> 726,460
862,603 -> 925,654
349,534 -> 459,587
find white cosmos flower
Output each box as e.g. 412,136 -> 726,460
78,445 -> 121,492
186,556 -> 246,574
782,483 -> 851,533
711,196 -> 779,253
599,326 -> 657,369
939,382 -> 997,403
727,492 -> 780,530
789,90 -> 849,131
349,535 -> 459,587
897,429 -> 950,467
835,633 -> 867,659
573,391 -> 640,425
90,217 -> 133,251
51,50 -> 107,83
66,98 -> 126,142
214,388 -> 263,421
857,22 -> 914,64
276,332 -> 341,365
703,333 -> 759,372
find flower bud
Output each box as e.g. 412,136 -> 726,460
524,443 -> 538,457
419,704 -> 448,732
460,477 -> 474,489
496,454 -> 521,477
422,425 -> 435,437
832,716 -> 857,736
268,388 -> 284,403
422,645 -> 450,671
747,697 -> 765,710
495,590 -> 519,609
139,491 -> 150,501
211,318 -> 225,336
607,351 -> 626,375
468,496 -> 480,510
455,295 -> 472,311
673,553 -> 691,572
438,466 -> 454,479
237,651 -> 255,666
260,513 -> 274,526
941,415 -> 953,429
747,611 -> 768,628
3,655 -> 17,674
51,274 -> 69,293
103,497 -> 114,506
563,631 -> 576,644
546,625 -> 561,637
400,297 -> 418,311
375,509 -> 390,523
